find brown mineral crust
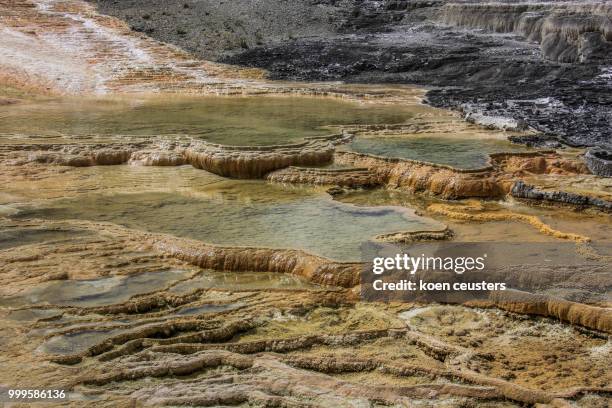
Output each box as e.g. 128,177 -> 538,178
80,348 -> 596,406
375,227 -> 453,243
394,323 -> 608,404
128,150 -> 186,166
84,353 -> 473,406
96,339 -> 147,362
3,218 -> 608,334
149,319 -> 259,346
266,166 -> 381,188
334,150 -> 596,200
0,224 -> 191,295
4,140 -> 604,206
50,318 -> 257,365
25,143 -> 144,167
182,140 -> 335,178
0,97 -> 18,105
150,235 -> 362,288
82,350 -> 254,386
486,290 -> 612,333
282,355 -> 505,400
334,151 -> 506,199
3,218 -> 609,335
17,138 -> 337,178
46,298 -> 610,405
71,290 -> 210,316
1,229 -> 606,407
282,355 -> 560,403
426,202 -> 592,242
1,2 -> 610,405
490,151 -> 591,176
150,329 -> 404,355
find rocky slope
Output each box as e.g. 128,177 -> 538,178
1,216 -> 610,407
87,0 -> 612,158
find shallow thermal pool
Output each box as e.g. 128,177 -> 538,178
0,95 -> 415,145
13,178 -> 441,261
0,94 -> 535,169
344,135 -> 534,169
2,269 -> 322,310
169,271 -> 322,293
0,269 -> 192,308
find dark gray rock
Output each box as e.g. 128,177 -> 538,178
584,147 -> 612,178
86,0 -> 612,150
511,181 -> 612,211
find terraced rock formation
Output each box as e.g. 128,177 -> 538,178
0,1 -> 610,406
437,2 -> 612,63
1,218 -> 610,406
6,133 -> 608,212
4,130 -> 609,215
1,146 -> 610,406
5,0 -> 609,160
183,137 -> 339,178
5,136 -> 336,178
267,166 -> 381,189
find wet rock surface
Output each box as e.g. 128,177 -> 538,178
0,153 -> 610,406
88,0 -> 612,151
0,217 -> 610,406
512,180 -> 612,211
585,146 -> 612,177
1,2 -> 611,405
5,136 -> 604,209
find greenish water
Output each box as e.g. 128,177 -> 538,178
0,96 -> 413,145
0,228 -> 93,250
13,180 -> 439,261
7,308 -> 63,322
0,269 -> 192,308
170,271 -> 321,293
37,301 -> 244,355
0,95 -> 534,169
39,329 -> 120,355
345,136 -> 533,169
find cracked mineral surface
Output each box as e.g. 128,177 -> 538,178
0,0 -> 610,407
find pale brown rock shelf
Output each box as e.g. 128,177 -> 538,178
4,135 -> 608,210
0,213 -> 609,406
1,218 -> 609,334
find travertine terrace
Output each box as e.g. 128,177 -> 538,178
437,1 -> 612,63
0,0 -> 610,407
